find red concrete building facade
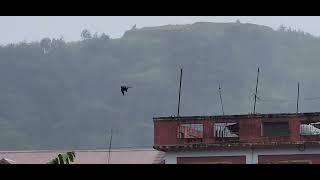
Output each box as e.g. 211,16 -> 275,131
153,112 -> 320,164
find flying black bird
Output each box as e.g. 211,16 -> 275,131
121,86 -> 132,95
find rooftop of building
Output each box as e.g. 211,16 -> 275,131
153,112 -> 320,121
0,148 -> 165,164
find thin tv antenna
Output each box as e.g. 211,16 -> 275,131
177,68 -> 182,118
107,128 -> 113,164
253,67 -> 260,114
218,83 -> 225,116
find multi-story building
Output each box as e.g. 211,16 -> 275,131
153,112 -> 320,164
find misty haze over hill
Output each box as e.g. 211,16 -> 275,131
0,22 -> 319,150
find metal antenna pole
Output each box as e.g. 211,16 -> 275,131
296,82 -> 300,113
218,83 -> 225,116
253,67 -> 260,114
177,68 -> 182,118
107,129 -> 113,164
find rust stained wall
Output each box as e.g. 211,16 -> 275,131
154,113 -> 320,146
239,117 -> 261,143
289,117 -> 300,141
202,119 -> 214,144
154,120 -> 179,145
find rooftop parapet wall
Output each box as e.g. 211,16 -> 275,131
154,112 -> 320,150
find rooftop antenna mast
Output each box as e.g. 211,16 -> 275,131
296,82 -> 300,113
107,128 -> 113,164
219,82 -> 227,139
253,67 -> 260,114
177,68 -> 183,118
218,83 -> 225,116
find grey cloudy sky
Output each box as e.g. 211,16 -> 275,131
0,16 -> 319,45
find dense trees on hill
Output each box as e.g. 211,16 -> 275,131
0,22 -> 320,150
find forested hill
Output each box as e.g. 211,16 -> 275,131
0,22 -> 319,150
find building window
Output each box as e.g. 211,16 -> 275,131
262,122 -> 289,137
214,122 -> 239,138
300,121 -> 320,136
177,124 -> 203,139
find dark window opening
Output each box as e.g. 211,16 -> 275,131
262,122 -> 289,137
177,124 -> 203,139
214,123 -> 239,138
300,121 -> 320,136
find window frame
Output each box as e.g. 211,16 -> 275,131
177,123 -> 204,139
300,121 -> 320,136
261,121 -> 290,137
214,122 -> 240,138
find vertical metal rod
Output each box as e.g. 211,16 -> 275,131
297,82 -> 300,113
219,83 -> 227,140
177,68 -> 182,118
218,83 -> 225,115
108,129 -> 113,164
253,67 -> 260,114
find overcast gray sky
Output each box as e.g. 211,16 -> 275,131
0,16 -> 319,45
